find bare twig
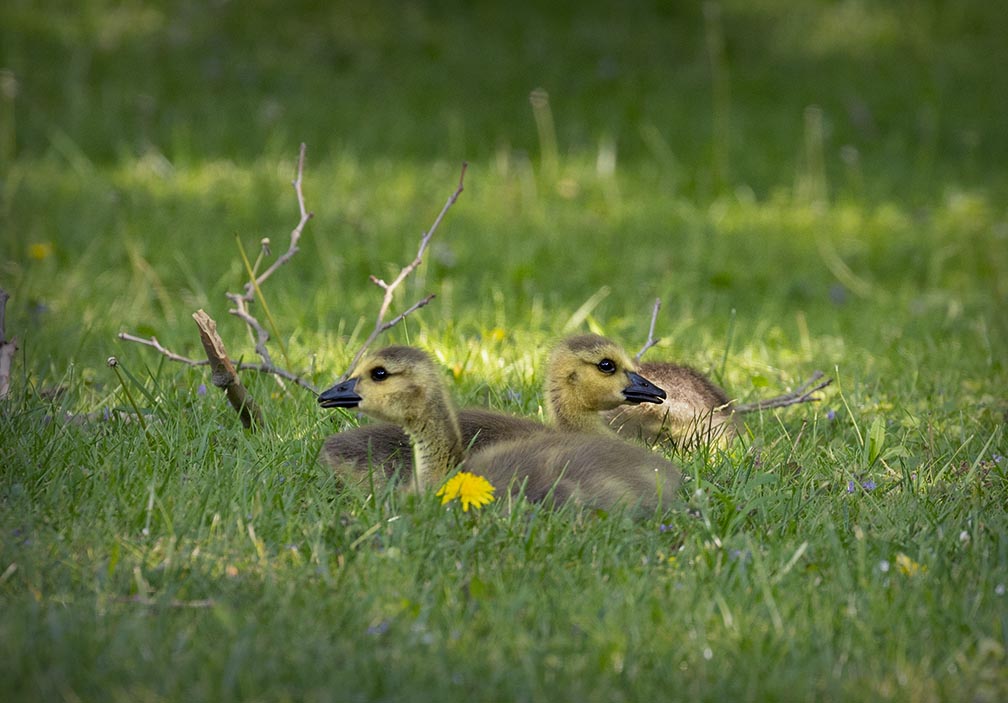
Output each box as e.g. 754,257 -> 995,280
0,289 -> 16,400
733,371 -> 833,413
228,298 -> 276,367
635,297 -> 662,362
342,162 -> 468,379
248,143 -> 313,291
193,309 -> 264,430
118,332 -> 205,365
119,596 -> 216,609
117,332 -> 318,392
226,142 -> 313,366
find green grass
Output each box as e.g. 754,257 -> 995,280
2,1 -> 1007,701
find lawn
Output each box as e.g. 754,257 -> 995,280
1,1 -> 1006,701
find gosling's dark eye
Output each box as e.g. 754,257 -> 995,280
597,359 -> 617,374
370,367 -> 389,382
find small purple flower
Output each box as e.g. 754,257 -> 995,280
826,409 -> 836,421
197,383 -> 207,396
848,478 -> 877,493
829,284 -> 848,305
659,523 -> 672,533
993,454 -> 1004,466
367,620 -> 390,636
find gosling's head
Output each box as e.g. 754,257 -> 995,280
547,334 -> 666,415
318,346 -> 449,431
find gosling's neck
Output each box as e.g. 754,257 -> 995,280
546,379 -> 615,435
402,392 -> 465,490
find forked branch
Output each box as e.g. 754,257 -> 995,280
226,142 -> 313,367
341,162 -> 468,379
120,144 -> 316,392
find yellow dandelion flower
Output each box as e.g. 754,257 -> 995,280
895,553 -> 925,576
28,242 -> 54,261
436,472 -> 495,512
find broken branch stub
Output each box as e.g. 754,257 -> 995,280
192,309 -> 264,430
0,289 -> 16,401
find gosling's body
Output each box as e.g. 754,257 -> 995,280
318,346 -> 681,513
468,432 -> 680,513
602,361 -> 739,450
320,334 -> 663,485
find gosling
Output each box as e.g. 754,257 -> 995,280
320,334 -> 665,485
318,346 -> 682,513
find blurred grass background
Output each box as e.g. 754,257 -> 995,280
3,0 -> 1005,386
1,1 -> 1007,701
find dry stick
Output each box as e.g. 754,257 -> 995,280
225,142 -> 313,367
635,297 -> 662,362
116,333 -> 317,392
192,309 -> 264,430
119,596 -> 216,609
118,333 -> 204,366
0,289 -> 16,400
733,371 -> 833,413
341,162 -> 468,380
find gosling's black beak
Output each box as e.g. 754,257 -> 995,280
317,377 -> 363,409
622,371 -> 666,405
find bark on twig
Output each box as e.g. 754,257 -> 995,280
635,297 -> 662,362
0,289 -> 16,400
192,309 -> 263,430
734,371 -> 833,413
342,162 -> 468,379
